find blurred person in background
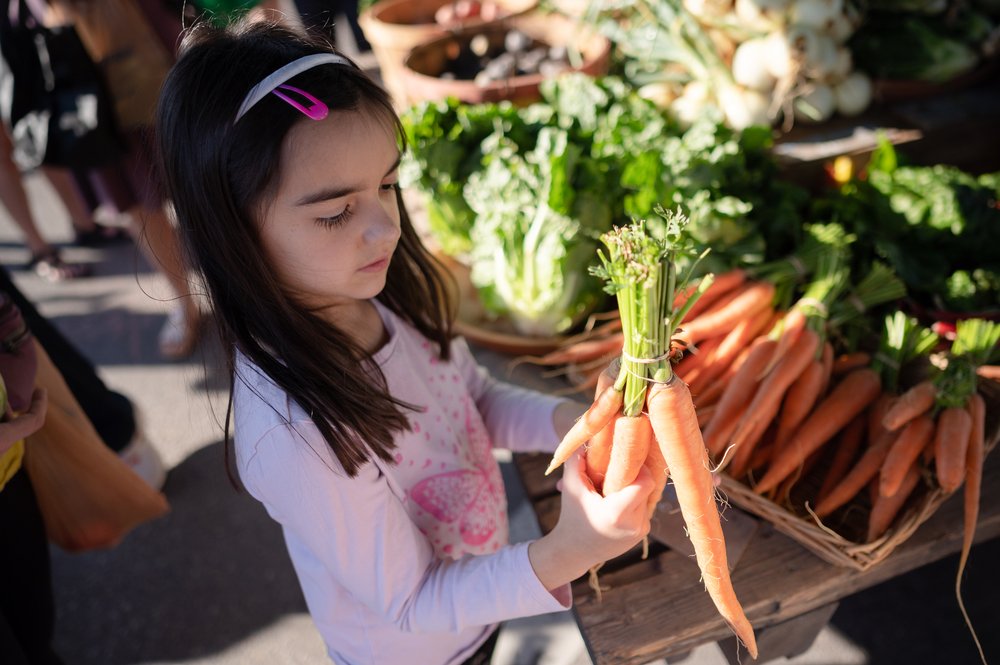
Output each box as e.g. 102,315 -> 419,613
293,0 -> 370,51
43,0 -> 203,359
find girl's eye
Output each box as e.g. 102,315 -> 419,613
380,182 -> 399,193
316,205 -> 353,228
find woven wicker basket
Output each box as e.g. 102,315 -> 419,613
719,380 -> 1000,571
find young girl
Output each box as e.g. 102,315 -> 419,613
156,21 -> 654,665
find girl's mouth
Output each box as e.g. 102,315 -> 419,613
359,257 -> 390,273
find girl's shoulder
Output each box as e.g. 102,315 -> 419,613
232,351 -> 313,444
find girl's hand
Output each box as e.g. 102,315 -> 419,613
0,388 -> 47,455
527,451 -> 654,591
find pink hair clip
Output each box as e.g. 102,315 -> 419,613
271,84 -> 329,121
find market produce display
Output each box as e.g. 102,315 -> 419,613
369,0 -> 999,652
402,74 -> 803,336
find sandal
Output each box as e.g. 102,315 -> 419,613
27,249 -> 91,282
74,223 -> 132,247
158,303 -> 202,360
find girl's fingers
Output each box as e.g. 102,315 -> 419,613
601,464 -> 654,511
560,452 -> 595,497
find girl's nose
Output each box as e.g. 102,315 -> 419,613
363,195 -> 401,245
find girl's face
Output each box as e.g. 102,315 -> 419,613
259,108 -> 402,319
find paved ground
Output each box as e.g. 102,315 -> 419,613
3,161 -> 998,664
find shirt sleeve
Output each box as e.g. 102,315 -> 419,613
239,422 -> 571,634
451,338 -> 569,454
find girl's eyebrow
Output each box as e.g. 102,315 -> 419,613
295,153 -> 402,206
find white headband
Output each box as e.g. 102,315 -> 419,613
234,53 -> 352,123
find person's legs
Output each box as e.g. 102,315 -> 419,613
0,470 -> 65,665
41,167 -> 130,247
80,130 -> 201,359
131,204 -> 201,359
0,132 -> 88,280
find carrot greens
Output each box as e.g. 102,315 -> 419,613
591,208 -> 710,416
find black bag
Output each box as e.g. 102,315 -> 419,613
0,0 -> 122,171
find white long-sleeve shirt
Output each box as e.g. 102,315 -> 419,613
233,301 -> 572,664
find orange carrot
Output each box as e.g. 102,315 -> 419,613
697,403 -> 717,429
815,413 -> 867,504
693,344 -> 754,409
759,306 -> 807,378
882,380 -> 937,431
689,305 -> 774,396
526,334 -> 624,367
976,364 -> 1000,381
879,413 -> 935,497
678,268 -> 748,321
602,413 -> 653,495
726,328 -> 821,477
956,392 -> 987,665
748,439 -> 775,473
814,429 -> 898,517
642,429 -> 670,519
585,415 -> 616,491
771,357 -> 827,454
867,462 -> 922,541
677,281 -> 775,346
831,351 -> 871,377
546,384 -> 624,475
756,368 -> 882,495
933,406 -> 973,493
675,335 -> 724,385
693,376 -> 728,409
583,370 -> 618,490
702,339 -> 777,458
867,393 -> 895,449
647,377 -> 757,659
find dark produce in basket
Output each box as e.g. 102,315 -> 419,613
432,29 -> 571,83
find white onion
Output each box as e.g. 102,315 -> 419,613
683,0 -> 734,19
734,0 -> 789,32
793,83 -> 836,123
828,13 -> 855,43
638,82 -> 677,108
834,72 -> 873,116
719,85 -> 772,130
827,47 -> 853,83
764,30 -> 795,78
732,38 -> 777,91
804,33 -> 840,78
672,81 -> 713,127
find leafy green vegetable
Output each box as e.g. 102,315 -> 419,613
816,137 -> 1000,313
850,13 -> 981,83
402,75 -> 801,336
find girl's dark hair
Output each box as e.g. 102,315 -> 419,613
156,20 -> 454,477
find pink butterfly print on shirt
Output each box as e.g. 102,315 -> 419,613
410,466 -> 502,547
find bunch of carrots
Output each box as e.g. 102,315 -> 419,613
544,210 -> 759,660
